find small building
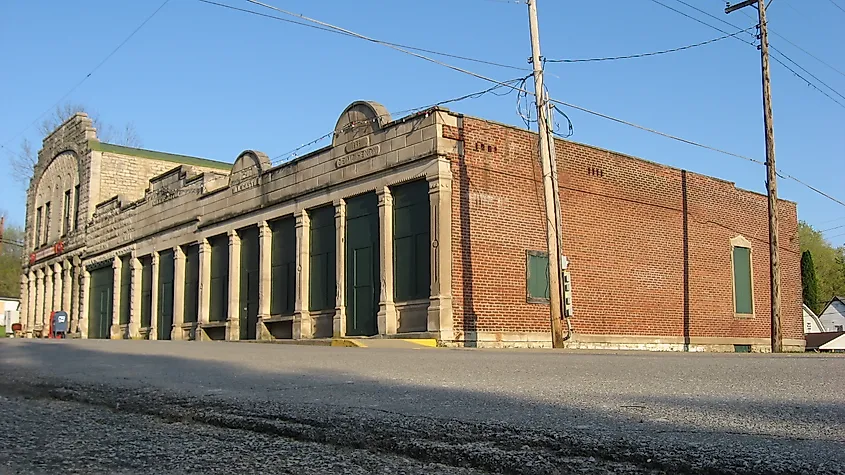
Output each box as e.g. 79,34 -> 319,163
803,303 -> 826,333
17,103 -> 804,351
805,331 -> 845,352
819,296 -> 845,332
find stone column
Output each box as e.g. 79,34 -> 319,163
44,266 -> 53,330
52,263 -> 63,313
376,186 -> 397,335
26,271 -> 36,337
197,239 -> 211,339
427,165 -> 454,337
333,199 -> 347,337
79,268 -> 90,338
129,255 -> 142,339
257,221 -> 272,340
35,269 -> 44,334
293,210 -> 312,339
149,253 -> 159,340
62,262 -> 72,319
171,245 -> 186,340
111,257 -> 122,339
71,265 -> 81,334
227,230 -> 241,341
19,274 -> 29,336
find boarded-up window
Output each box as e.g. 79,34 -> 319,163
732,246 -> 753,314
184,244 -> 199,324
140,256 -> 152,327
271,217 -> 296,316
119,255 -> 131,325
392,180 -> 430,302
309,206 -> 336,312
210,235 -> 229,322
526,251 -> 550,302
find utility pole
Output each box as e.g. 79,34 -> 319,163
726,0 -> 782,352
527,0 -> 565,348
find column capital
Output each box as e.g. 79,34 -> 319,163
333,198 -> 346,209
174,245 -> 186,261
258,220 -> 270,237
151,252 -> 159,266
113,256 -> 122,270
129,255 -> 141,270
82,267 -> 91,279
63,260 -> 72,271
377,185 -> 393,206
36,268 -> 44,278
45,266 -> 53,277
295,209 -> 310,228
21,274 -> 29,284
198,238 -> 210,252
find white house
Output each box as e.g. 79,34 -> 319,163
819,296 -> 845,333
803,304 -> 826,333
1,296 -> 21,335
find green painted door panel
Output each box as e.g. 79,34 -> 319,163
271,217 -> 296,316
88,266 -> 114,339
140,256 -> 152,328
392,180 -> 430,302
184,245 -> 199,324
240,227 -> 260,340
158,250 -> 174,340
209,235 -> 229,322
345,193 -> 379,336
309,206 -> 336,312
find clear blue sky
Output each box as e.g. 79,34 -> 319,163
1,0 -> 843,244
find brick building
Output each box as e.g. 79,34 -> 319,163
18,102 -> 804,351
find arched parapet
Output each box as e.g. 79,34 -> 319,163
229,150 -> 271,191
332,101 -> 391,149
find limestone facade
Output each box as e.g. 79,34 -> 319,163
18,101 -> 803,351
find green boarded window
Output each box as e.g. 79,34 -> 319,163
392,180 -> 430,302
184,244 -> 199,324
209,235 -> 229,322
527,251 -> 550,302
271,217 -> 296,316
309,206 -> 336,312
119,256 -> 131,325
732,246 -> 753,314
140,256 -> 152,328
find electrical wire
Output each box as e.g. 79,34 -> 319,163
0,0 -> 171,152
545,28 -> 754,63
827,0 -> 845,14
820,224 -> 845,233
236,0 -> 845,209
196,0 -> 529,72
648,0 -> 845,108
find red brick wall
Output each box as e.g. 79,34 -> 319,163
446,116 -> 802,342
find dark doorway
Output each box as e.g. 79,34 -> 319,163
240,227 -> 260,340
157,250 -> 174,340
346,193 -> 379,336
88,266 -> 113,339
184,244 -> 200,325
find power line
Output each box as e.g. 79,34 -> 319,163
0,0 -> 171,152
820,224 -> 845,233
196,0 -> 529,72
546,28 -> 753,63
234,0 -> 845,209
827,0 -> 845,14
648,0 -> 845,108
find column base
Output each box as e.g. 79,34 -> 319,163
226,319 -> 240,341
128,323 -> 142,339
110,324 -> 124,340
427,295 -> 453,333
293,311 -> 312,339
377,302 -> 397,335
332,307 -> 347,337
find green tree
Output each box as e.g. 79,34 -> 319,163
798,221 -> 845,309
0,218 -> 25,299
801,250 -> 820,314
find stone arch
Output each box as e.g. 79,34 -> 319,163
32,150 -> 81,245
229,150 -> 271,187
332,101 -> 391,148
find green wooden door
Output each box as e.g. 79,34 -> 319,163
345,193 -> 379,336
88,266 -> 113,339
209,235 -> 229,322
240,227 -> 260,340
184,245 -> 199,324
271,217 -> 296,316
392,180 -> 431,302
157,250 -> 174,340
119,256 -> 131,325
140,256 -> 152,328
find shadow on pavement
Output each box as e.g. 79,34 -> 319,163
1,340 -> 842,475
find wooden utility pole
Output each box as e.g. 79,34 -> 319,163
726,0 -> 782,352
527,0 -> 565,348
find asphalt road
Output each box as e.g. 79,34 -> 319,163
0,340 -> 842,474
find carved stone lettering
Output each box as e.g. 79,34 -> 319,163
335,145 -> 380,169
232,177 -> 260,193
345,136 -> 370,154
